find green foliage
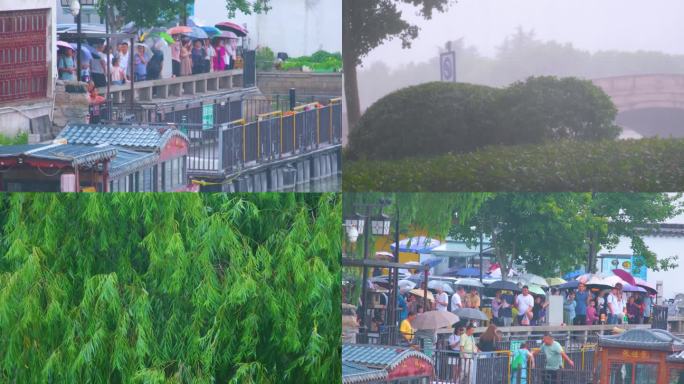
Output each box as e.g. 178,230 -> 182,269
347,77 -> 618,161
256,46 -> 275,71
448,193 -> 679,277
497,76 -> 620,143
0,194 -> 340,383
343,138 -> 684,191
97,0 -> 270,31
281,51 -> 342,72
347,82 -> 500,160
0,132 -> 28,146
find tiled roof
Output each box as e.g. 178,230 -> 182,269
667,350 -> 684,363
342,362 -> 387,384
637,223 -> 684,238
599,329 -> 684,352
59,124 -> 188,151
109,148 -> 159,179
0,143 -> 118,166
342,344 -> 433,370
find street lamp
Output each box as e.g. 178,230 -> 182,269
371,213 -> 391,236
345,200 -> 391,340
345,213 -> 365,236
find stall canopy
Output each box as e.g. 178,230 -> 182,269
390,236 -> 441,254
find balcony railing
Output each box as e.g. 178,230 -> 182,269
101,69 -> 244,104
185,98 -> 342,175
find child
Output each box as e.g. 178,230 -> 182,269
511,342 -> 534,384
110,57 -> 126,85
586,299 -> 597,325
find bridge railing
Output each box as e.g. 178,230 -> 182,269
185,98 -> 342,175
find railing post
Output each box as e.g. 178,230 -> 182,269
242,121 -> 246,164
279,114 -> 283,159
218,123 -> 224,172
257,120 -> 261,163
316,106 -> 320,149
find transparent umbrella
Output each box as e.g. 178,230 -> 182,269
412,310 -> 460,330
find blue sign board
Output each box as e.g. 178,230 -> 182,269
600,254 -> 647,280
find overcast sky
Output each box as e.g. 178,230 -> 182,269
365,0 -> 684,68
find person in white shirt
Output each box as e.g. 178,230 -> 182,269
515,286 -> 534,325
607,283 -> 625,324
451,287 -> 465,313
435,286 -> 449,312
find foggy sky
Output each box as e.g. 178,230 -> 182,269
365,0 -> 684,68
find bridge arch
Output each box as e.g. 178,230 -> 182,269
591,74 -> 684,113
591,74 -> 684,138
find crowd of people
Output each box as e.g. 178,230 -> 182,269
57,35 -> 239,86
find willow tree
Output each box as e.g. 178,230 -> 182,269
0,193 -> 340,383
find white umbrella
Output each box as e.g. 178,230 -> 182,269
455,278 -> 485,288
398,279 -> 416,291
518,273 -> 549,288
134,43 -> 153,62
428,280 -> 454,294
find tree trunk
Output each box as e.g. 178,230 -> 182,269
342,0 -> 361,133
344,57 -> 361,133
587,230 -> 597,273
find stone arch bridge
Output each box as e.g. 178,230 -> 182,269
591,74 -> 684,138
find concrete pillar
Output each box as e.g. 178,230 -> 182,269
303,159 -> 311,183
312,156 -> 321,180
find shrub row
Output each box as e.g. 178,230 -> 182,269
343,138 -> 684,192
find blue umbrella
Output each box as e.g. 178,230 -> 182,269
563,269 -> 584,280
184,26 -> 209,40
200,26 -> 222,38
70,43 -> 93,61
442,267 -> 480,277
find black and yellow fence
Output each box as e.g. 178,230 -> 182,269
186,98 -> 342,174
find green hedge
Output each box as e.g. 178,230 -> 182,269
0,132 -> 28,146
281,50 -> 342,72
343,138 -> 684,191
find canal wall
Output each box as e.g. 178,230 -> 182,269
257,72 -> 342,98
199,145 -> 341,192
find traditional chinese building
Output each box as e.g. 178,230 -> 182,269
0,124 -> 195,191
342,344 -> 434,384
596,328 -> 684,384
0,0 -> 57,138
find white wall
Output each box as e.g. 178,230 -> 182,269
0,0 -> 57,137
195,0 -> 341,57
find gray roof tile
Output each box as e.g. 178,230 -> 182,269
342,362 -> 387,384
59,124 -> 188,151
599,329 -> 684,352
342,343 -> 433,370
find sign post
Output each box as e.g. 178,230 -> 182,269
440,42 -> 457,83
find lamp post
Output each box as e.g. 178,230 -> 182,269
345,199 -> 391,341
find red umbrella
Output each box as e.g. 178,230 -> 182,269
215,21 -> 248,37
612,269 -> 637,286
168,26 -> 192,35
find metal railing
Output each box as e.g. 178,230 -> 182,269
186,98 -> 341,174
432,348 -> 596,384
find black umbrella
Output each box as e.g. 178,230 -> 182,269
556,280 -> 579,290
487,280 -> 521,292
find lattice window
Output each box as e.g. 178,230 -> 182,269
0,9 -> 49,104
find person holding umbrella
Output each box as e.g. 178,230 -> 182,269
57,46 -> 76,81
451,286 -> 465,313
